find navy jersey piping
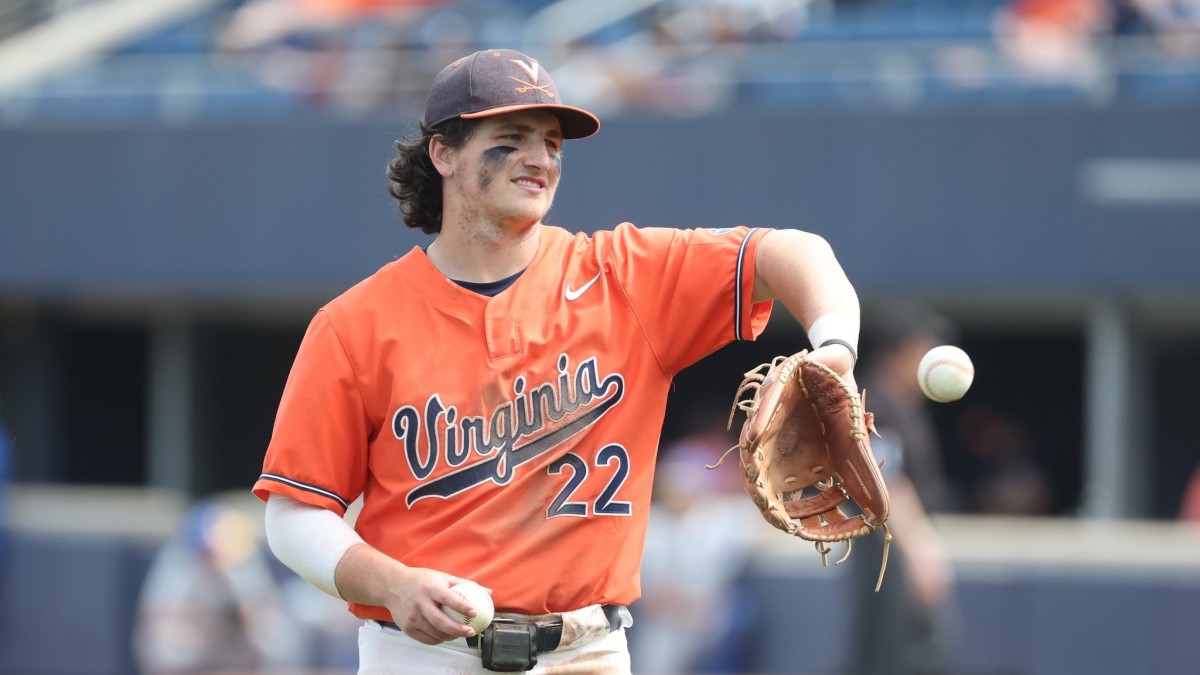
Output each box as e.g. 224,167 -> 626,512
735,227 -> 758,341
260,473 -> 350,509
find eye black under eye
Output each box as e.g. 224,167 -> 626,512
483,146 -> 517,163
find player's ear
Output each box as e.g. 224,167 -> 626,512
428,135 -> 456,178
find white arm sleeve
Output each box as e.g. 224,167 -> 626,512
264,493 -> 365,600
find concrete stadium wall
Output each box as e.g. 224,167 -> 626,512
3,487 -> 1200,674
744,517 -> 1200,674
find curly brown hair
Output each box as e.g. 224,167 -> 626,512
386,118 -> 477,234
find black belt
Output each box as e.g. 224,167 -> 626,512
375,604 -> 623,653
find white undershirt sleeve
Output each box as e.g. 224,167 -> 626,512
264,493 -> 365,600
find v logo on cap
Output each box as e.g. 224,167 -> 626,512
511,59 -> 540,83
509,59 -> 553,96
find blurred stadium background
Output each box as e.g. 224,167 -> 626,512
1,0 -> 1200,673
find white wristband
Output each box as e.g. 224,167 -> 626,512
264,493 -> 364,600
807,314 -> 859,363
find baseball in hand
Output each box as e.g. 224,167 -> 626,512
917,345 -> 974,402
442,581 -> 494,634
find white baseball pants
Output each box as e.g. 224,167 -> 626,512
358,619 -> 633,674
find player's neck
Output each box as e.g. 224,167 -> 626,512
427,220 -> 542,283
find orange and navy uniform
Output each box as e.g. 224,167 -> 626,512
253,223 -> 773,620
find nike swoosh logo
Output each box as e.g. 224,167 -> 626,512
564,272 -> 602,301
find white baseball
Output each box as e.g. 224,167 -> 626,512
441,581 -> 494,634
917,345 -> 974,402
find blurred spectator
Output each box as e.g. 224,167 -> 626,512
1180,463 -> 1200,521
133,497 -> 304,674
994,0 -> 1112,87
555,0 -> 816,118
0,397 -> 9,561
696,0 -> 813,44
1113,0 -> 1200,57
216,0 -> 459,111
846,303 -> 959,675
0,399 -> 8,657
954,403 -> 1053,515
630,411 -> 761,673
217,0 -> 446,51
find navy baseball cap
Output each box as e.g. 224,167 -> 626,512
423,49 -> 600,139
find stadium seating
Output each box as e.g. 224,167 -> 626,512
2,0 -> 1198,122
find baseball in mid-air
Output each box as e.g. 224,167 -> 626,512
442,581 -> 494,634
917,345 -> 974,402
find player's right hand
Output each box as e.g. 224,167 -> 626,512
384,566 -> 486,644
807,343 -> 858,392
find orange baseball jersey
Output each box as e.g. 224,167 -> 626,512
253,222 -> 773,620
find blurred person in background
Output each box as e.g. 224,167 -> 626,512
846,303 -> 959,675
0,399 -> 8,645
216,0 -> 462,111
993,0 -> 1112,87
217,0 -> 450,50
630,408 -> 761,673
954,403 -> 1053,515
0,396 -> 10,563
1113,0 -> 1200,56
134,498 -> 303,674
1180,463 -> 1200,521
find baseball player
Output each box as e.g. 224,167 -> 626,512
254,48 -> 863,674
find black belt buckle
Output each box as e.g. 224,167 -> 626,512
479,620 -> 538,672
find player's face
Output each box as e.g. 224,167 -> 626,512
449,110 -> 563,231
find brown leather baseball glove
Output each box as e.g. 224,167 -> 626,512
721,350 -> 892,590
